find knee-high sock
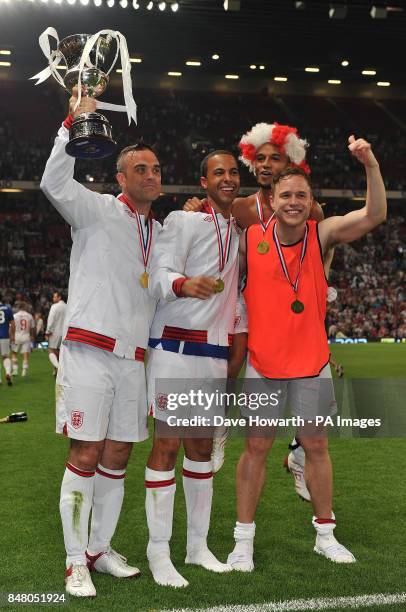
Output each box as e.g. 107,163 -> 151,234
3,357 -> 11,376
12,356 -> 18,374
145,467 -> 176,558
49,352 -> 59,369
182,457 -> 213,554
60,463 -> 95,567
87,465 -> 126,556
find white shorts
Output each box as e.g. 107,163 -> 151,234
147,348 -> 227,425
0,339 -> 10,356
241,358 -> 337,420
48,334 -> 62,350
12,341 -> 31,354
56,342 -> 148,443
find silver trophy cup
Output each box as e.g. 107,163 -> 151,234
58,33 -> 116,159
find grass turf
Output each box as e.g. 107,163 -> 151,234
0,345 -> 405,611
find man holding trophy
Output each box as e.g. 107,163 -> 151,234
38,30 -> 160,597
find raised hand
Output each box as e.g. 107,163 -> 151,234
348,135 -> 379,168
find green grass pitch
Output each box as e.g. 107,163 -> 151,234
1,345 -> 405,611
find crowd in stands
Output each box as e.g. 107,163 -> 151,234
2,87 -> 406,190
1,87 -> 405,339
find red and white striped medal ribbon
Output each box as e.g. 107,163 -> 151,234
273,222 -> 308,314
210,205 -> 232,293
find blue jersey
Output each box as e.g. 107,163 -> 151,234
0,303 -> 14,339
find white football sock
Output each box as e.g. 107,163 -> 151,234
87,465 -> 125,556
60,462 -> 95,567
182,457 -> 213,555
12,358 -> 18,375
145,467 -> 188,587
3,357 -> 11,376
49,352 -> 59,369
227,521 -> 256,571
22,363 -> 28,376
145,467 -> 176,557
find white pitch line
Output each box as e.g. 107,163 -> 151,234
164,592 -> 406,612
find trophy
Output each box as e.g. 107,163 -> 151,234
31,28 -> 137,159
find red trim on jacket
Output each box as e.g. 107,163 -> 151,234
145,477 -> 176,488
96,467 -> 126,480
182,468 -> 213,479
66,462 -> 95,478
162,325 -> 207,343
172,277 -> 189,297
63,114 -> 74,130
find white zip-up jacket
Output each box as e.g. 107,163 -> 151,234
148,206 -> 240,346
46,300 -> 67,338
41,124 -> 160,360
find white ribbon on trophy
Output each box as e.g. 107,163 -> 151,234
30,27 -> 137,125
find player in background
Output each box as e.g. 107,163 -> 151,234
46,292 -> 67,376
11,302 -> 35,377
41,90 -> 161,598
0,294 -> 14,386
145,151 -> 243,588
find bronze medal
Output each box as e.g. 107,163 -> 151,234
140,271 -> 149,289
291,299 -> 304,314
257,240 -> 270,255
214,278 -> 225,293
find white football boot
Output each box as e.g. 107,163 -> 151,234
284,439 -> 311,502
86,548 -> 141,578
65,564 -> 96,597
313,517 -> 356,564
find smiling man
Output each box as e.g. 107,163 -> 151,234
145,150 -> 244,588
41,92 -> 161,597
228,135 -> 387,571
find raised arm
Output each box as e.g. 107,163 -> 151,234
40,93 -> 109,229
318,136 -> 387,252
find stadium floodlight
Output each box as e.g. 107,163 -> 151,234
250,65 -> 257,70
132,0 -> 140,7
259,65 -> 265,70
120,0 -> 128,7
67,0 -> 76,5
328,79 -> 341,84
186,60 -> 201,66
329,3 -> 347,18
94,0 -> 102,5
54,0 -> 63,4
377,81 -> 390,86
274,76 -> 288,81
305,67 -> 319,72
107,0 -> 114,6
341,59 -> 349,67
56,65 -> 67,70
168,71 -> 182,76
225,74 -> 239,79
362,69 -> 376,75
130,57 -> 142,63
295,1 -> 306,8
170,1 -> 178,11
80,0 -> 90,5
371,6 -> 387,18
223,0 -> 240,10
0,50 -> 11,55
0,61 -> 11,66
212,53 -> 220,60
158,1 -> 166,9
146,0 -> 153,8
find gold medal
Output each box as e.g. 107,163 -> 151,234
291,299 -> 304,314
257,240 -> 270,254
214,278 -> 225,293
140,271 -> 149,288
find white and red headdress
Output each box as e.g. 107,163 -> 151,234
238,122 -> 310,174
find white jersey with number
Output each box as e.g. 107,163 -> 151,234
46,300 -> 67,338
40,124 -> 160,359
14,310 -> 35,344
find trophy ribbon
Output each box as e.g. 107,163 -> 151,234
30,27 -> 65,88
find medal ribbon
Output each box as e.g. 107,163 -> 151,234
210,205 -> 232,274
256,194 -> 274,234
118,194 -> 152,270
273,223 -> 308,294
